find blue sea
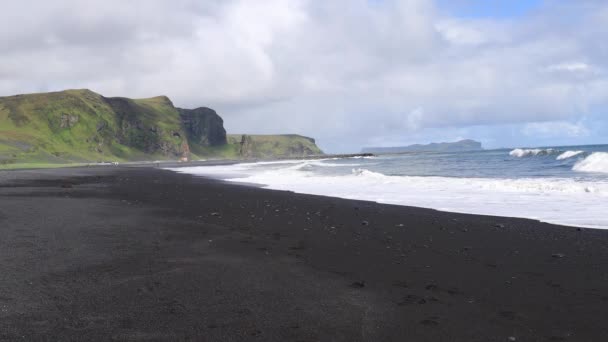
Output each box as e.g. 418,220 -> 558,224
170,144 -> 608,229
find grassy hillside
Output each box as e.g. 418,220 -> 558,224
227,134 -> 323,159
0,89 -> 189,165
0,89 -> 325,168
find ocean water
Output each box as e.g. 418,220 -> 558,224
169,144 -> 608,229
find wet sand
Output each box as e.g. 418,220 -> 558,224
1,166 -> 607,341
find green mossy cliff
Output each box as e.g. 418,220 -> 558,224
0,89 -> 322,166
227,134 -> 323,159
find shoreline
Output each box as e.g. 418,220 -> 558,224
0,153 -> 374,172
169,167 -> 608,230
1,166 -> 607,340
166,163 -> 608,230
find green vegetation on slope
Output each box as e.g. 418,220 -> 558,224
227,134 -> 323,159
188,143 -> 241,160
0,89 -> 189,165
0,89 -> 325,168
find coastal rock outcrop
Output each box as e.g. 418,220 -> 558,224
178,107 -> 227,147
0,89 -> 190,163
104,96 -> 188,157
228,134 -> 323,159
0,89 -> 324,165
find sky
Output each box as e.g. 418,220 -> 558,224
0,0 -> 607,153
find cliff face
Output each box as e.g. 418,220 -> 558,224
178,107 -> 227,148
228,134 -> 323,159
0,89 -> 189,164
0,89 -> 323,166
104,95 -> 188,157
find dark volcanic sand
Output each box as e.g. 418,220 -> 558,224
0,166 -> 607,341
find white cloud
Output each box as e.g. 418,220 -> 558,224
406,107 -> 425,131
0,0 -> 607,151
546,62 -> 591,73
523,121 -> 590,138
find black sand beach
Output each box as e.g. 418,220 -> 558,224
1,166 -> 607,341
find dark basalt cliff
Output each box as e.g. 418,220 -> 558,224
178,107 -> 227,147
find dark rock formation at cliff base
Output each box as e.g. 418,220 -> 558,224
178,107 -> 227,147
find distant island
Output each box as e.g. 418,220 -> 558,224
0,89 -> 323,167
362,139 -> 483,154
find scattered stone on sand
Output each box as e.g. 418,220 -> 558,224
350,281 -> 366,288
499,311 -> 517,320
5,166 -> 608,341
446,288 -> 460,295
420,318 -> 439,326
249,329 -> 262,336
397,295 -> 421,306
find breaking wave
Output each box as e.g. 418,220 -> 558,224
511,148 -> 588,161
557,150 -> 585,160
168,150 -> 608,229
351,168 -> 385,177
509,148 -> 559,157
349,168 -> 603,194
573,152 -> 608,174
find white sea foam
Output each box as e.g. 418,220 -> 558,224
556,150 -> 584,160
351,168 -> 385,177
350,155 -> 376,159
509,148 -> 558,157
314,162 -> 364,167
169,161 -> 608,229
573,152 -> 608,174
